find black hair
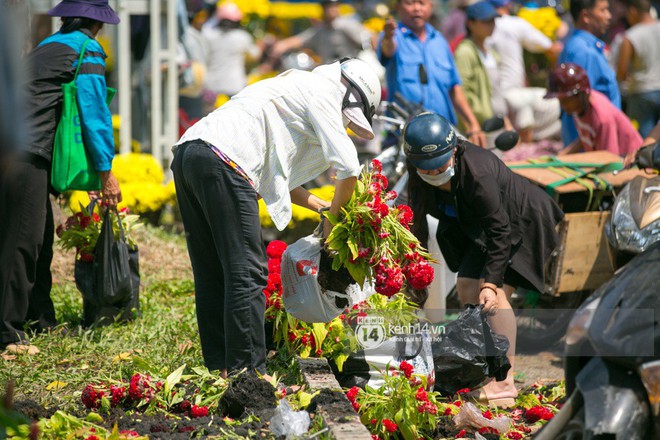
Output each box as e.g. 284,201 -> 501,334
569,0 -> 599,22
60,17 -> 98,33
217,18 -> 241,30
625,0 -> 651,12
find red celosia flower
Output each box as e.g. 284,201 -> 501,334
266,240 -> 287,259
267,259 -> 281,273
352,401 -> 360,412
346,386 -> 360,403
301,334 -> 311,346
180,400 -> 191,413
399,360 -> 414,378
371,159 -> 382,173
119,430 -> 139,437
374,263 -> 404,297
455,429 -> 466,438
455,388 -> 471,394
382,419 -> 398,433
478,427 -> 499,435
385,190 -> 397,201
81,384 -> 104,409
525,405 -> 554,423
482,410 -> 493,420
85,436 -> 100,440
370,419 -> 377,425
444,407 -> 453,415
375,202 -> 389,218
507,432 -> 523,439
372,174 -> 388,189
396,205 -> 413,228
92,213 -> 101,222
190,405 -> 209,418
415,387 -> 428,402
403,260 -> 434,290
371,435 -> 382,440
452,400 -> 462,407
424,402 -> 437,415
377,231 -> 390,239
109,385 -> 126,407
128,373 -> 152,401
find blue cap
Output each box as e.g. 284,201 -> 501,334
466,1 -> 500,20
488,0 -> 512,8
404,113 -> 457,171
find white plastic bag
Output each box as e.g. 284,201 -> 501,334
454,402 -> 512,434
281,235 -> 358,323
270,399 -> 310,438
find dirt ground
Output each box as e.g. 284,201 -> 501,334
515,350 -> 564,388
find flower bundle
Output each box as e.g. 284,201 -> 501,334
347,361 -> 441,440
56,205 -> 141,261
325,159 -> 434,297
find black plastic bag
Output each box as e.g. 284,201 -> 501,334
432,305 -> 511,396
93,208 -> 135,305
74,205 -> 140,327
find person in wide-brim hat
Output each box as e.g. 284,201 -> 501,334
48,0 -> 120,25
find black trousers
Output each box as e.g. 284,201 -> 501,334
171,140 -> 267,374
0,155 -> 56,346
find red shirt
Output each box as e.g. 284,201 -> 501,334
573,90 -> 643,156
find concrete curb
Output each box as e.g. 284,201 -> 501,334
298,357 -> 372,439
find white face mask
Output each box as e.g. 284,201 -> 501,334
342,113 -> 350,128
417,165 -> 455,186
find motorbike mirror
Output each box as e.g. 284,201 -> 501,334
494,131 -> 520,151
481,116 -> 505,133
635,141 -> 660,170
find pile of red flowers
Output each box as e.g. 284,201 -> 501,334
325,159 -> 434,297
80,373 -> 210,418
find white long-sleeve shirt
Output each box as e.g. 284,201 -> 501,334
487,15 -> 553,91
175,62 -> 361,230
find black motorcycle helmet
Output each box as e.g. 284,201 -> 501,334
403,112 -> 457,170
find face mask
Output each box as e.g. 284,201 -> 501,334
417,165 -> 455,186
342,113 -> 350,128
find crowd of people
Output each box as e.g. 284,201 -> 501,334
2,0 -> 660,412
176,0 -> 658,157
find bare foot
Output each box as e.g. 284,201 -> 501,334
480,379 -> 518,400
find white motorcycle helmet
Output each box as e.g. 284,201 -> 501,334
340,57 -> 382,124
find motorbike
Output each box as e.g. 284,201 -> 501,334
536,141 -> 660,440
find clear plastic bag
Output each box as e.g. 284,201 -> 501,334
454,402 -> 512,434
270,399 -> 310,438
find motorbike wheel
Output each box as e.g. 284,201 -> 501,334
514,289 -> 589,352
553,408 -> 596,440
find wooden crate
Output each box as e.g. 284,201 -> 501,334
549,211 -> 615,294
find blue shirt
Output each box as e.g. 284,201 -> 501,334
377,22 -> 461,125
558,30 -> 621,145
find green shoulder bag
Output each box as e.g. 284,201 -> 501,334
51,38 -> 116,193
